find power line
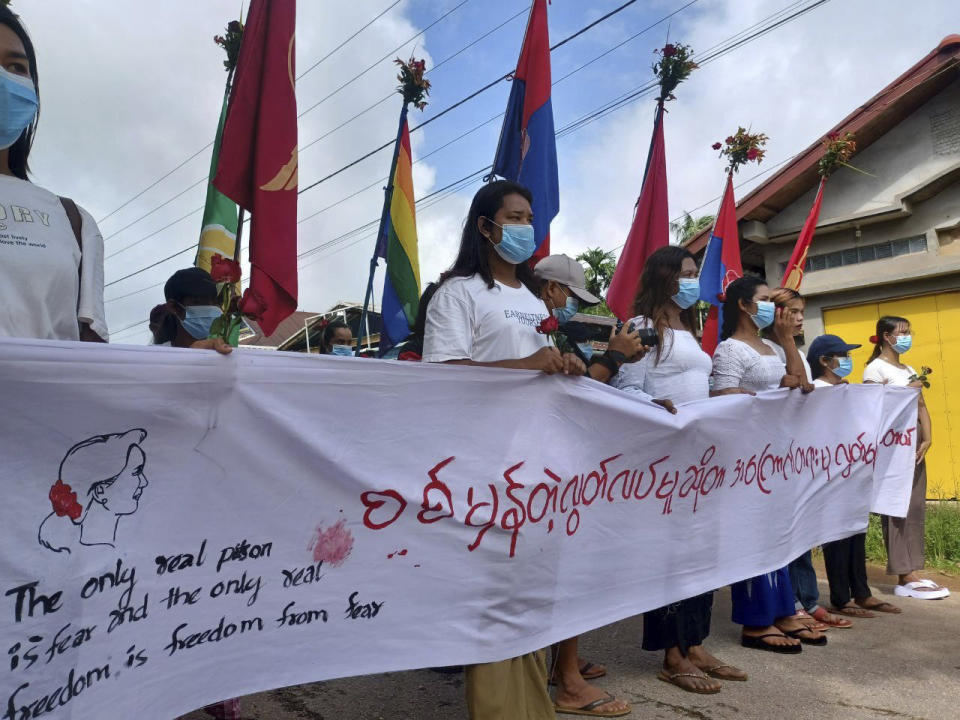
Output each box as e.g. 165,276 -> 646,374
296,0 -> 404,81
104,0 -> 682,282
295,0 -> 472,120
96,0 -> 426,226
104,3 -> 532,258
297,0 -> 651,196
105,0 -> 829,303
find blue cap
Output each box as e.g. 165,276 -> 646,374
807,334 -> 861,365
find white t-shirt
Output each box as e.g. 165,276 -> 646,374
813,378 -> 835,388
863,358 -> 916,387
0,176 -> 106,341
613,316 -> 712,404
422,274 -> 551,363
769,341 -> 813,382
711,337 -> 786,393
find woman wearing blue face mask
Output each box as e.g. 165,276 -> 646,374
807,334 -> 902,618
863,316 -> 945,600
424,182 -> 624,720
151,268 -> 231,354
711,276 -> 826,653
320,320 -> 354,356
0,6 -> 107,342
612,246 -> 747,694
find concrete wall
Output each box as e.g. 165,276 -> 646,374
743,77 -> 960,348
766,77 -> 960,237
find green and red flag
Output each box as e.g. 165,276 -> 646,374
214,0 -> 298,337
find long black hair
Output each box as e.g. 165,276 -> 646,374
438,180 -> 538,294
0,6 -> 39,180
632,245 -> 696,362
720,276 -> 767,341
868,315 -> 909,363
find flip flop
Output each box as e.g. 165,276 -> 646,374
701,663 -> 748,681
578,661 -> 607,680
555,692 -> 631,717
894,581 -> 950,599
856,600 -> 900,614
740,633 -> 802,654
656,670 -> 722,694
783,627 -> 828,646
831,605 -> 876,618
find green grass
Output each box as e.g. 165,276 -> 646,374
864,502 -> 960,575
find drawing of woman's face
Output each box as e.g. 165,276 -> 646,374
93,445 -> 147,516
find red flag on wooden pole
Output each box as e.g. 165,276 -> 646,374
606,103 -> 669,321
781,178 -> 826,291
215,0 -> 298,337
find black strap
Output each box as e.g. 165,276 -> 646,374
58,196 -> 86,325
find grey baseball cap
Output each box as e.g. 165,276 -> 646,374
533,254 -> 601,305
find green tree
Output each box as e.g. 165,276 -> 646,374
669,212 -> 714,245
575,248 -> 616,299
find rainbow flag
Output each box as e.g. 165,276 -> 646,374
377,105 -> 421,353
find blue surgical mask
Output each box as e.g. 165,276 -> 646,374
331,344 -> 353,357
487,220 -> 536,265
577,342 -> 594,361
552,295 -> 579,325
892,335 -> 912,355
0,67 -> 38,150
672,278 -> 700,309
179,305 -> 222,340
751,300 -> 775,330
834,357 -> 853,378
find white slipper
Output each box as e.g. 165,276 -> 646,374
894,581 -> 950,599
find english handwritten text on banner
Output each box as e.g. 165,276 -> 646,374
0,340 -> 916,720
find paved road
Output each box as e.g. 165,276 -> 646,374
182,566 -> 960,720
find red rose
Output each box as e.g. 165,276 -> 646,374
662,43 -> 677,57
398,351 -> 422,362
49,480 -> 82,520
747,148 -> 759,160
209,254 -> 241,284
537,315 -> 559,335
725,136 -> 734,144
238,287 -> 268,320
827,131 -> 840,141
712,142 -> 722,150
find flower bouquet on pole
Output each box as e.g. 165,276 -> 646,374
606,42 -> 697,321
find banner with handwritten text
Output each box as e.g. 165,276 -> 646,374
0,339 -> 917,720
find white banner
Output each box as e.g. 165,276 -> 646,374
0,339 -> 917,720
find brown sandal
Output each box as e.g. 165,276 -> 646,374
657,670 -> 722,694
831,604 -> 876,618
701,663 -> 748,681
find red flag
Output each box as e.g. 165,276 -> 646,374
606,106 -> 669,321
215,0 -> 298,337
781,178 -> 825,291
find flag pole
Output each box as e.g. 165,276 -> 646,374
356,102 -> 408,356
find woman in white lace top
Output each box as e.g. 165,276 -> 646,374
613,247 -> 746,694
711,276 -> 825,653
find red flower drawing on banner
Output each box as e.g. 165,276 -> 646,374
49,480 -> 82,520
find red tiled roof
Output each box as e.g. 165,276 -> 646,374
686,34 -> 960,253
240,311 -> 317,347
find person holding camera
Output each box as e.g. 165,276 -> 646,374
611,246 -> 746,694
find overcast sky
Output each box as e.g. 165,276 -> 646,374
17,0 -> 957,343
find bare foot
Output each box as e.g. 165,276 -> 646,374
554,673 -> 629,714
742,625 -> 800,648
687,644 -> 747,681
